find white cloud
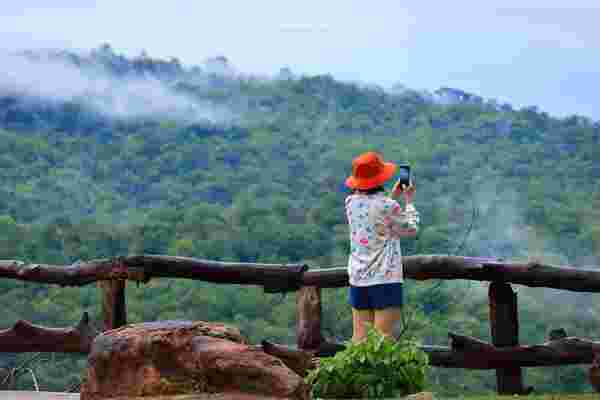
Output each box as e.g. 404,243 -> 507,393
0,51 -> 227,122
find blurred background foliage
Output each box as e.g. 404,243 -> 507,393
0,47 -> 599,395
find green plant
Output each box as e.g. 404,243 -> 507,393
305,324 -> 430,399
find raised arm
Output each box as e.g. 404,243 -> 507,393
386,201 -> 420,238
386,183 -> 419,238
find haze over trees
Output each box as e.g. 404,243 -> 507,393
0,44 -> 599,395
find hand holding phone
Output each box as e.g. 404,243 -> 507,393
392,181 -> 416,199
391,164 -> 415,201
401,183 -> 416,204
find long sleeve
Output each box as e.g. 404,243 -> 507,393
385,201 -> 420,235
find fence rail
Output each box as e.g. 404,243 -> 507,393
2,253 -> 600,395
2,254 -> 600,292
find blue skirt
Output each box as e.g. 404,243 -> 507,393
349,282 -> 404,310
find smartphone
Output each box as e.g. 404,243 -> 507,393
397,164 -> 411,189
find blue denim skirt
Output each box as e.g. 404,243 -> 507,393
349,282 -> 403,310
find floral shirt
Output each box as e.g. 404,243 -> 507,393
345,192 -> 420,287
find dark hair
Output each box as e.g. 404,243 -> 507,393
353,186 -> 385,195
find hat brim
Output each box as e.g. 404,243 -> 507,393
345,162 -> 397,190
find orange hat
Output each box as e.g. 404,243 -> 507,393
345,152 -> 397,190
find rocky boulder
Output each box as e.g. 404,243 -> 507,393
80,320 -> 311,400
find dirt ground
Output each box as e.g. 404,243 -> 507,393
0,392 -> 79,400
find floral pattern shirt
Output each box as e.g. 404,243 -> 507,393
345,192 -> 420,287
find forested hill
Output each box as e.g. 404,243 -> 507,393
1,45 -> 600,394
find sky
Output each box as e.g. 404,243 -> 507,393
1,1 -> 599,120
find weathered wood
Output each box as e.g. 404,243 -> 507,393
589,353 -> 600,392
489,282 -> 524,394
449,332 -> 494,351
316,341 -> 348,357
0,312 -> 97,353
301,332 -> 600,369
262,340 -> 347,361
2,255 -> 600,293
261,340 -> 315,377
123,256 -> 308,293
301,255 -> 600,292
431,334 -> 600,368
0,258 -> 145,286
98,279 -> 127,331
296,286 -> 323,350
0,256 -> 307,292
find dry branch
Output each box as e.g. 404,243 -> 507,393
261,340 -> 350,371
427,332 -> 600,368
0,312 -> 98,353
27,368 -> 39,392
261,340 -> 315,377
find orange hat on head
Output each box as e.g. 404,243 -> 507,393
345,151 -> 397,190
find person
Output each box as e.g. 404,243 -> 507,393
344,151 -> 420,343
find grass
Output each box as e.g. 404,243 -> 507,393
431,395 -> 600,400
313,395 -> 600,400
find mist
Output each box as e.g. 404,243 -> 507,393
436,168 -> 600,343
0,50 -> 234,123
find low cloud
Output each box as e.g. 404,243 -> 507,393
0,50 -> 232,123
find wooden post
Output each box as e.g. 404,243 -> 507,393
589,352 -> 600,392
98,280 -> 127,331
297,286 -> 323,350
489,281 -> 524,394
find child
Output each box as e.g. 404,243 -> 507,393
344,151 -> 419,342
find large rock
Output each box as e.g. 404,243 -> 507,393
94,395 -> 304,400
80,321 -> 311,400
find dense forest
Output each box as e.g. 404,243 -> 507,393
1,44 -> 600,395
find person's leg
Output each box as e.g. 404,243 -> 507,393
372,282 -> 404,340
352,307 -> 375,343
349,285 -> 375,343
374,307 -> 402,340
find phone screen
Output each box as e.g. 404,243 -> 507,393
398,165 -> 411,186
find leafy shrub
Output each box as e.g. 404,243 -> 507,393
305,324 -> 430,398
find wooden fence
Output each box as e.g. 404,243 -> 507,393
2,254 -> 600,395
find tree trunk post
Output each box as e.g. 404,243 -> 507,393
489,281 -> 524,394
297,286 -> 323,350
98,279 -> 127,331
